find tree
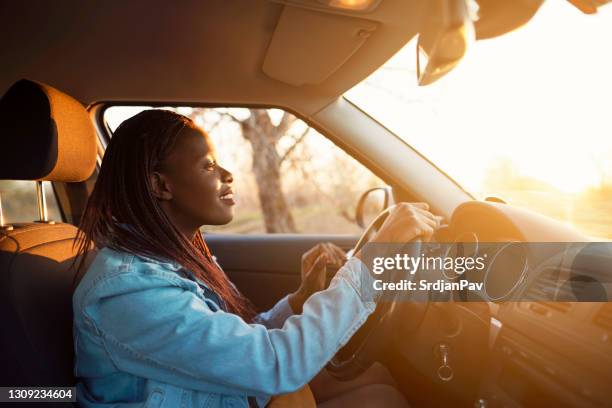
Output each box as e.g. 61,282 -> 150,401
238,110 -> 300,232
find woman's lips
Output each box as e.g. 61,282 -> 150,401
219,192 -> 235,205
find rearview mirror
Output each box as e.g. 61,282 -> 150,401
355,186 -> 393,229
416,0 -> 476,86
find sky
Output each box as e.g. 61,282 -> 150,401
346,0 -> 612,194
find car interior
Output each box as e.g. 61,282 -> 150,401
1,0 -> 611,407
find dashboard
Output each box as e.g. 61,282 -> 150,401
390,200 -> 612,408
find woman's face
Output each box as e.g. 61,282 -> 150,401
154,126 -> 235,234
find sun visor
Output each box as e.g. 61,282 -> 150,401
263,6 -> 377,86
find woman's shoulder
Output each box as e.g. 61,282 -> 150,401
73,247 -> 196,308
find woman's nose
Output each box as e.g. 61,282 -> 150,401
220,166 -> 233,183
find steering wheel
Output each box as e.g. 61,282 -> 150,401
325,207 -> 430,381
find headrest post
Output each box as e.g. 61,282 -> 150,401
35,180 -> 54,224
36,180 -> 48,222
0,192 -> 14,231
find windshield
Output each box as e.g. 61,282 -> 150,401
346,1 -> 612,239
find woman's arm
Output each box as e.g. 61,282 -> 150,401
80,256 -> 377,398
251,294 -> 294,329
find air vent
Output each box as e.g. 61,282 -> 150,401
525,268 -> 572,313
593,303 -> 612,332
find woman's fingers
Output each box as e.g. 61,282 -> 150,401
411,204 -> 438,222
304,243 -> 327,264
314,252 -> 328,269
308,245 -> 328,266
302,245 -> 319,262
408,209 -> 437,240
330,244 -> 347,263
401,203 -> 440,231
413,207 -> 439,229
372,202 -> 442,243
302,244 -> 324,278
416,220 -> 435,239
323,243 -> 346,267
306,253 -> 329,286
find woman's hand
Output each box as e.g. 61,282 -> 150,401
355,202 -> 441,259
288,243 -> 347,314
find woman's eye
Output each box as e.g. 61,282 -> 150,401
205,161 -> 217,170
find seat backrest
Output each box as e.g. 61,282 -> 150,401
0,79 -> 97,386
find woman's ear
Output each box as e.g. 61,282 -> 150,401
150,171 -> 173,201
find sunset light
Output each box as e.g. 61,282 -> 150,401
347,0 -> 612,237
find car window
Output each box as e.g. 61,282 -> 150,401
346,1 -> 612,239
0,180 -> 62,224
104,106 -> 385,235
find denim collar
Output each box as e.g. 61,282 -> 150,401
114,222 -> 217,291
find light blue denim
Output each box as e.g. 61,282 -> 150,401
72,247 -> 379,408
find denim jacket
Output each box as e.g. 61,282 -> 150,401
72,247 -> 378,408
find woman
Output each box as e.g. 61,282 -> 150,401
72,109 -> 439,407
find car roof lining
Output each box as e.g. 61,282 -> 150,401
0,0 -> 427,116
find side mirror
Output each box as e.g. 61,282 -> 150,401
355,186 -> 393,229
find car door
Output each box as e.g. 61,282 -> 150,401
207,233 -> 358,310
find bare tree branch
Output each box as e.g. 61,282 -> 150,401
280,127 -> 310,164
273,112 -> 296,142
218,111 -> 244,124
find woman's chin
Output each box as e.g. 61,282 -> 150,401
220,215 -> 234,225
206,212 -> 234,226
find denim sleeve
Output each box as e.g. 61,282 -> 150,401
84,256 -> 377,397
252,295 -> 294,330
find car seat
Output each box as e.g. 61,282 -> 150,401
0,79 -> 97,393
